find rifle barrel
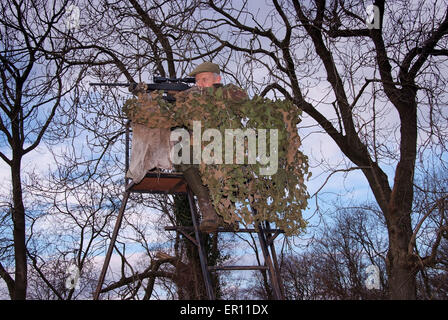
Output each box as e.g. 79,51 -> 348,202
146,82 -> 191,91
153,76 -> 195,84
89,82 -> 131,87
89,82 -> 193,91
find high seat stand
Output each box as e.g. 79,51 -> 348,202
93,172 -> 285,300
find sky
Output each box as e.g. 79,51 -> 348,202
0,0 -> 385,252
1,0 -> 447,299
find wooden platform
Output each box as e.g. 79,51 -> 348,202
125,172 -> 187,194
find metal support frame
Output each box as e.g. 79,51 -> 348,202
166,218 -> 286,300
186,187 -> 216,300
256,222 -> 284,300
93,191 -> 130,300
93,172 -> 286,300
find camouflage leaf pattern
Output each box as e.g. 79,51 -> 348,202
123,85 -> 310,236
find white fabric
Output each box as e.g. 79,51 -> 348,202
126,123 -> 173,183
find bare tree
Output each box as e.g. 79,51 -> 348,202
187,0 -> 448,299
0,0 -> 81,299
4,0 -> 446,301
42,0 -> 230,299
412,167 -> 448,299
273,168 -> 447,300
268,205 -> 388,300
23,160 -> 123,300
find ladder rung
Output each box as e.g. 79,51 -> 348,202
209,265 -> 268,271
164,226 -> 284,234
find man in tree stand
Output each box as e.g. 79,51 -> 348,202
180,62 -> 223,233
126,62 -> 243,233
179,61 -> 248,232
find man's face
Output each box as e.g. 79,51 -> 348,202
195,72 -> 221,88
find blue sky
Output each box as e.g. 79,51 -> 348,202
1,0 -> 448,299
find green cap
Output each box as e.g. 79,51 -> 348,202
188,62 -> 220,76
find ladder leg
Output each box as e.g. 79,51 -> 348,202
257,223 -> 283,300
93,191 -> 130,300
264,222 -> 285,299
186,187 -> 215,300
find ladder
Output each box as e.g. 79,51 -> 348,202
93,172 -> 285,300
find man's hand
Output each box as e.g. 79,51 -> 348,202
128,82 -> 148,95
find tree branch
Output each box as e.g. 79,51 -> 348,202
405,9 -> 448,82
0,262 -> 15,298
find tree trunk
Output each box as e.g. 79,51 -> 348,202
11,155 -> 27,300
384,95 -> 418,299
386,213 -> 417,299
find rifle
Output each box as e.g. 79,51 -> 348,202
90,76 -> 196,102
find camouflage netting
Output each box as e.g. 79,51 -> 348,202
123,85 -> 310,236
